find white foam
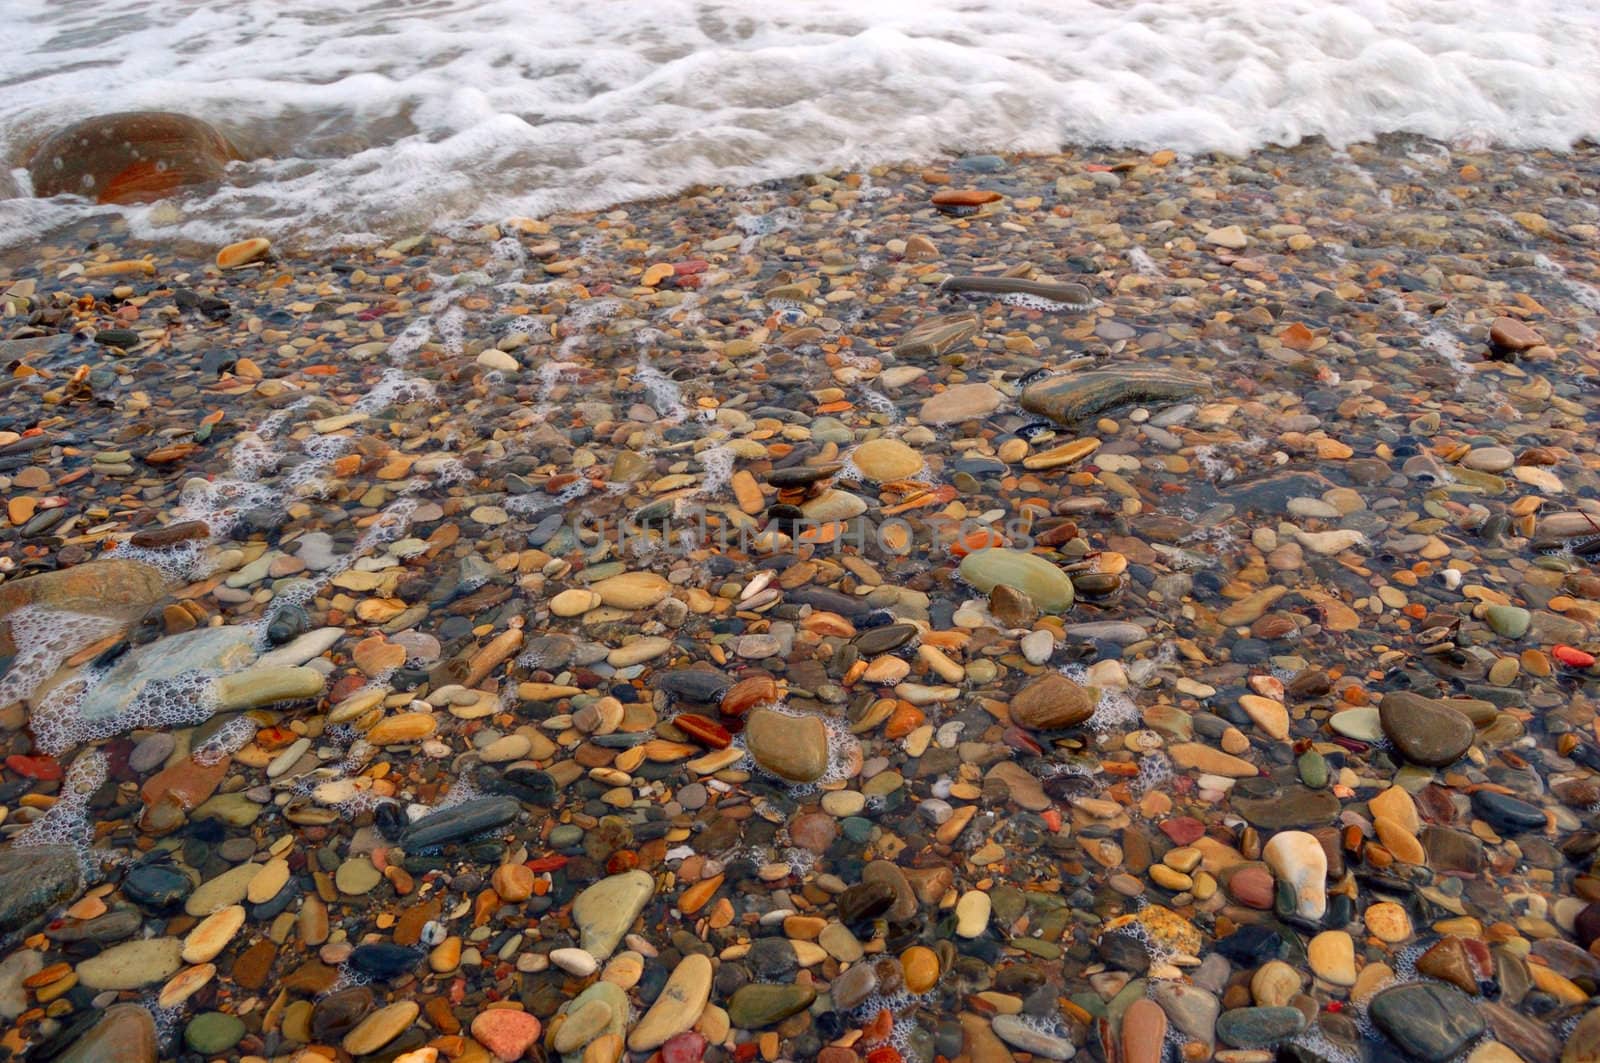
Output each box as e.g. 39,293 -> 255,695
4,0 -> 1598,249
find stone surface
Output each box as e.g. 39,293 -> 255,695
1379,691 -> 1475,766
959,548 -> 1075,611
0,844 -> 80,932
57,1003 -> 159,1063
572,870 -> 655,960
1021,368 -> 1210,425
27,112 -> 240,204
76,937 -> 185,989
1369,983 -> 1486,1062
629,954 -> 712,1050
745,707 -> 829,783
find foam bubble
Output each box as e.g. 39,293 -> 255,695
0,606 -> 123,711
14,750 -> 116,880
31,666 -> 219,756
194,714 -> 258,765
999,292 -> 1093,312
357,368 -> 438,413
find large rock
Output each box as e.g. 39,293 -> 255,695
0,844 -> 81,932
1369,983 -> 1485,1062
75,937 -> 184,989
28,112 -> 239,204
745,707 -> 829,783
1379,691 -> 1475,766
399,796 -> 520,851
1009,672 -> 1095,729
959,548 -> 1075,612
57,1003 -> 159,1063
0,558 -> 169,656
1021,368 -> 1210,426
76,625 -> 257,723
572,870 -> 654,960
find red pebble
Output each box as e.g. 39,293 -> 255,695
606,850 -> 639,874
867,1049 -> 904,1063
1555,644 -> 1596,668
674,260 -> 708,276
1160,816 -> 1206,845
526,855 -> 568,873
733,1043 -> 760,1062
662,1031 -> 707,1063
6,755 -> 63,780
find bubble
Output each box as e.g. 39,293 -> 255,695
998,292 -> 1094,312
1134,751 -> 1173,794
695,443 -> 736,498
14,750 -> 117,880
107,538 -> 208,583
854,385 -> 899,419
0,606 -> 123,711
174,475 -> 281,538
634,360 -> 688,423
30,666 -> 218,757
1084,689 -> 1140,734
357,367 -> 438,413
194,715 -> 258,765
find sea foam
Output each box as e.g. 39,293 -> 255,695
1,0 -> 1597,249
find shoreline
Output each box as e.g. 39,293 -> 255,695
0,139 -> 1599,1062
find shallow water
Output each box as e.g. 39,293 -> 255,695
3,0 -> 1600,248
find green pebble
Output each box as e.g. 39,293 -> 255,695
1297,748 -> 1329,789
184,1012 -> 246,1054
1485,605 -> 1531,639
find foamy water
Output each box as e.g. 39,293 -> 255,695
1,0 -> 1598,248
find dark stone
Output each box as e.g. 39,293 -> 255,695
1021,368 -> 1210,426
1378,692 -> 1474,767
311,987 -> 375,1040
346,944 -> 422,981
122,862 -> 193,910
1230,787 -> 1341,829
399,796 -> 520,850
1215,1006 -> 1307,1047
1470,790 -> 1546,832
0,844 -> 80,932
837,881 -> 896,928
1368,983 -> 1485,1063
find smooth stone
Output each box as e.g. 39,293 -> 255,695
573,870 -> 655,960
920,383 -> 1005,425
955,890 -> 992,938
745,708 -> 829,783
470,1009 -> 542,1061
629,954 -> 712,1051
400,796 -> 520,850
1485,605 -> 1531,639
344,1001 -> 420,1055
1379,692 -> 1474,766
1471,790 -> 1546,831
184,1012 -> 247,1054
851,438 -> 923,481
1231,787 -> 1340,828
992,1013 -> 1076,1059
1122,998 -> 1168,1063
1307,931 -> 1357,986
1021,368 -> 1210,426
1009,672 -> 1095,729
1215,1006 -> 1307,1047
1368,983 -> 1486,1063
123,863 -> 193,909
558,981 -> 629,1052
76,937 -> 184,989
1563,1008 -> 1600,1063
986,760 -> 1050,811
26,111 -> 238,203
1152,981 -> 1220,1047
959,548 -> 1075,612
1262,830 -> 1327,920
591,571 -> 672,609
57,1003 -> 159,1063
726,984 -> 816,1029
185,862 -> 261,916
1329,707 -> 1382,742
75,625 -> 257,723
0,950 -> 41,1020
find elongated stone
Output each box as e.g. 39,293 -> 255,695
628,954 -> 711,1050
213,666 -> 325,710
399,796 -> 520,850
76,937 -> 184,990
1022,368 -> 1210,426
893,312 -> 979,359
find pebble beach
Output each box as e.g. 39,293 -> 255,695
3,134 -> 1600,1063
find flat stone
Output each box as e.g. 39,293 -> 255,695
992,1013 -> 1076,1059
184,1012 -> 247,1055
76,937 -> 184,989
745,707 -> 829,783
26,112 -> 239,203
628,954 -> 712,1051
1215,1006 -> 1306,1047
1009,672 -> 1095,729
573,869 -> 655,960
400,796 -> 520,850
986,760 -> 1050,810
470,1009 -> 542,1061
344,1001 -> 420,1056
851,438 -> 923,481
726,983 -> 816,1029
1122,998 -> 1168,1063
1379,691 -> 1475,766
959,548 -> 1075,612
1369,983 -> 1486,1062
1021,368 -> 1210,426
57,1003 -> 159,1063
920,383 -> 1005,425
